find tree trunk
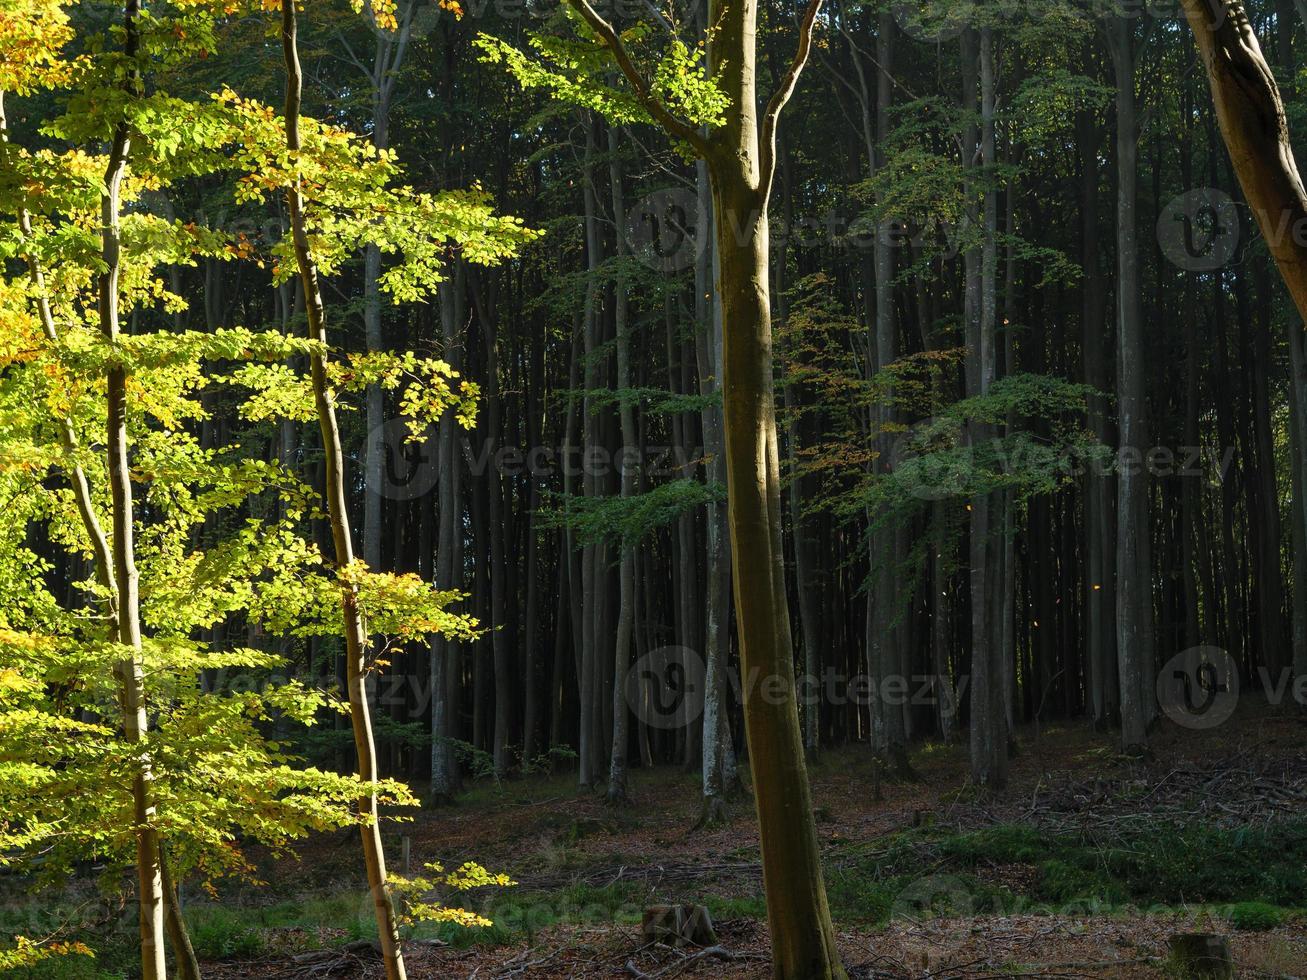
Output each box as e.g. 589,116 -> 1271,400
281,4 -> 407,976
1179,0 -> 1307,687
565,0 -> 843,971
1108,15 -> 1151,753
430,266 -> 465,802
708,4 -> 843,971
578,115 -> 602,789
607,122 -> 636,804
160,852 -> 200,980
95,4 -> 167,974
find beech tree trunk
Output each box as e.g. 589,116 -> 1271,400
705,3 -> 844,972
95,4 -> 167,975
1108,15 -> 1152,753
430,266 -> 466,801
281,4 -> 407,976
578,115 -> 602,788
608,122 -> 636,804
1179,0 -> 1307,687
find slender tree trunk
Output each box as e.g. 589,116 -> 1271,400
521,339 -> 543,765
160,852 -> 200,980
93,5 -> 166,974
697,156 -> 735,815
1290,325 -> 1307,682
281,5 -> 406,975
930,505 -> 957,740
430,266 -> 465,802
967,26 -> 1006,788
1108,16 -> 1151,753
607,122 -> 636,804
578,117 -> 602,789
872,11 -> 911,777
567,0 -> 843,972
706,19 -> 844,970
362,2 -> 415,573
1078,100 -> 1118,727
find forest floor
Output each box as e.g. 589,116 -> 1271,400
10,705 -> 1307,978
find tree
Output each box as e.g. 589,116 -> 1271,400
0,7 -> 445,973
269,1 -> 536,974
479,0 -> 846,973
1178,5 -> 1307,694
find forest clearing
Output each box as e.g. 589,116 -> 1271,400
5,0 -> 1307,977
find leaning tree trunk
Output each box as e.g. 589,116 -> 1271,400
280,4 -> 407,977
93,3 -> 167,975
1178,0 -> 1307,688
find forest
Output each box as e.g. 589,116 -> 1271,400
2,0 -> 1307,977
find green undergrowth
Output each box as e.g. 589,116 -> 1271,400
821,816 -> 1307,927
6,816 -> 1302,977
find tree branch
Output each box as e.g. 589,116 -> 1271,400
564,0 -> 713,159
760,0 -> 823,194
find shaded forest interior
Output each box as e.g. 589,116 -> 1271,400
4,0 -> 1307,976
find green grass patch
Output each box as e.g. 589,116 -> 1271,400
1227,901 -> 1285,931
817,817 -> 1307,924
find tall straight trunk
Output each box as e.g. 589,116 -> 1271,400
872,11 -> 910,775
521,329 -> 543,765
1250,257 -> 1287,673
697,156 -> 735,814
1080,98 -> 1118,724
607,122 -> 636,804
966,26 -> 1006,788
281,5 -> 406,976
562,312 -> 585,767
708,10 -> 842,978
578,117 -> 602,788
997,143 -> 1018,732
569,0 -> 843,972
669,306 -> 702,769
929,505 -> 957,740
91,4 -> 166,975
472,279 -> 513,780
1108,16 -> 1150,752
430,266 -> 465,801
775,141 -> 819,759
1290,325 -> 1307,681
363,2 -> 415,572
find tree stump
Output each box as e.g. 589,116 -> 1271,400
641,905 -> 717,947
1167,933 -> 1233,979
